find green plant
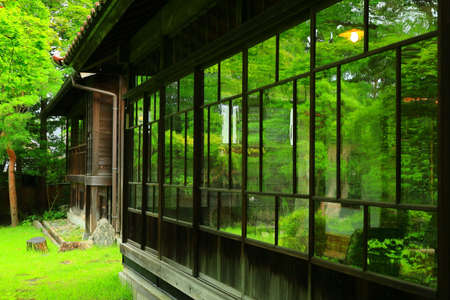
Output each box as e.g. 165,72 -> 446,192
368,238 -> 403,276
20,209 -> 66,225
278,208 -> 327,255
42,209 -> 67,220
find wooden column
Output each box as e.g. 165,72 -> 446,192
438,0 -> 450,299
192,68 -> 204,277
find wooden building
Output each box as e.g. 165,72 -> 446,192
42,74 -> 121,234
44,0 -> 450,299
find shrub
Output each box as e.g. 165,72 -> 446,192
278,208 -> 326,255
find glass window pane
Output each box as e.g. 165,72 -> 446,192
149,94 -> 154,123
180,73 -> 194,111
262,83 -> 293,193
179,188 -> 193,222
279,197 -> 309,253
201,190 -> 218,228
315,202 -> 364,267
154,91 -> 160,121
248,37 -> 276,91
369,0 -> 438,50
165,81 -> 178,115
231,99 -> 242,189
316,0 -> 364,66
172,114 -> 185,185
401,39 -> 438,205
205,64 -> 219,104
146,185 -> 154,212
203,109 -> 209,187
315,69 -> 337,197
128,184 -> 136,209
149,123 -> 158,183
247,194 -> 275,244
136,184 -> 142,210
209,104 -> 229,188
133,127 -> 142,182
154,186 -> 159,213
368,207 -> 437,288
137,98 -> 144,125
164,118 -> 171,183
149,92 -> 159,123
186,111 -> 194,186
164,186 -> 177,219
297,77 -> 310,194
341,52 -> 396,202
220,192 -> 241,236
247,94 -> 260,191
221,53 -> 242,98
279,20 -> 310,80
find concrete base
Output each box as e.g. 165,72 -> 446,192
119,266 -> 173,300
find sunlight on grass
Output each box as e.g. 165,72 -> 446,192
0,225 -> 132,300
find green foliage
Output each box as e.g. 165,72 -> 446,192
21,208 -> 67,225
43,0 -> 97,55
0,1 -> 60,157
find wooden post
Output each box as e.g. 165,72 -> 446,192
438,0 -> 450,299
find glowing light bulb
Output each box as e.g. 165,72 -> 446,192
350,31 -> 359,43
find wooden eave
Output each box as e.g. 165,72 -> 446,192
67,0 -> 135,71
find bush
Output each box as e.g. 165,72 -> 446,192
21,208 -> 67,225
278,208 -> 326,255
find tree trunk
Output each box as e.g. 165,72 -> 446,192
7,147 -> 18,226
26,237 -> 48,252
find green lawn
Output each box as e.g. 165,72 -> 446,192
0,224 -> 132,300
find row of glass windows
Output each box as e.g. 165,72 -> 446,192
125,0 -> 438,289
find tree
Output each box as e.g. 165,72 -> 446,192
0,0 -> 60,226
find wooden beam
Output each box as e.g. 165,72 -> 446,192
71,0 -> 135,71
129,0 -> 216,64
121,243 -> 237,300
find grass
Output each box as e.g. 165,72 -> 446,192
0,224 -> 132,300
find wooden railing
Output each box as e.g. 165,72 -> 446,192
68,144 -> 87,175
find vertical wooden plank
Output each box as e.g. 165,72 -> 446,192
158,86 -> 165,260
363,205 -> 368,272
308,7 -> 316,260
364,0 -> 369,53
336,65 -> 341,200
396,48 -> 402,205
121,74 -> 131,243
141,93 -> 150,249
259,89 -> 263,193
438,0 -> 450,299
293,80 -> 298,195
241,48 -> 249,295
217,191 -> 222,230
275,196 -> 279,246
228,100 -> 233,189
275,33 -> 280,82
65,118 -> 69,175
308,8 -> 317,300
192,68 -> 204,277
169,117 -> 173,184
207,106 -> 211,187
184,111 -> 188,186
